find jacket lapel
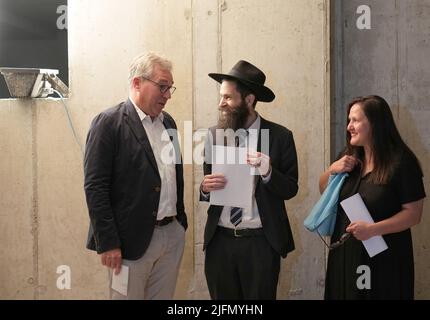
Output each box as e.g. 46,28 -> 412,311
257,116 -> 271,153
162,116 -> 182,165
123,99 -> 159,175
256,116 -> 271,189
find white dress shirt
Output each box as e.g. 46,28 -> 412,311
131,98 -> 177,220
203,114 -> 272,229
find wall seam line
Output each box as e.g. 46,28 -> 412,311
31,102 -> 39,300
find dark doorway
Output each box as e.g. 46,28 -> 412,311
0,0 -> 68,98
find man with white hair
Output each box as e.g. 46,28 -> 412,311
84,52 -> 187,300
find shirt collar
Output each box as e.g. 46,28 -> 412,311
248,112 -> 261,131
129,97 -> 164,122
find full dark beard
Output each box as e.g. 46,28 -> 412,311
216,100 -> 250,131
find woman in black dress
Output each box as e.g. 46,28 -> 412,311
319,95 -> 426,299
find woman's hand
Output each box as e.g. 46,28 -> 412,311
346,221 -> 375,241
319,155 -> 358,193
328,155 -> 358,174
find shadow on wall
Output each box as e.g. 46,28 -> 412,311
397,105 -> 430,299
277,147 -> 326,300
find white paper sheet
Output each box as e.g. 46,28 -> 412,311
209,146 -> 253,209
111,265 -> 129,296
340,193 -> 388,258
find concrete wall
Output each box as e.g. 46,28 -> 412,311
1,0 -> 195,299
0,101 -> 33,299
332,0 -> 430,299
192,0 -> 330,299
3,0 -> 428,301
1,0 -> 334,299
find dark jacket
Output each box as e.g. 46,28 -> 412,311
84,99 -> 187,260
201,117 -> 298,257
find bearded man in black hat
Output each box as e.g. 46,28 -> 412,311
200,60 -> 299,299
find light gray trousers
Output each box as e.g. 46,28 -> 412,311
109,218 -> 185,300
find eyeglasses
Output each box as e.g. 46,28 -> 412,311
142,77 -> 176,95
317,231 -> 351,250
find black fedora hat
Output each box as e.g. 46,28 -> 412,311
208,60 -> 275,102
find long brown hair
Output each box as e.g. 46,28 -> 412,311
345,95 -> 419,184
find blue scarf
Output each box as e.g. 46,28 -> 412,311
304,173 -> 348,236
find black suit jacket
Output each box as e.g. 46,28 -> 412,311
84,99 -> 187,260
201,117 -> 298,258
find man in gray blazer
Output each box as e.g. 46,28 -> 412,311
200,60 -> 298,299
84,52 -> 187,300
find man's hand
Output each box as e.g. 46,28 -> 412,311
101,248 -> 122,275
201,173 -> 227,193
247,151 -> 271,177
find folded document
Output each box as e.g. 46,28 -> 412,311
340,193 -> 388,258
111,265 -> 129,296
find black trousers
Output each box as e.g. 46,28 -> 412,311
204,227 -> 281,300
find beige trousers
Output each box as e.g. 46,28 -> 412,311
109,218 -> 185,300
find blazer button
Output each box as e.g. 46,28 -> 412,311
152,211 -> 157,217
154,186 -> 161,192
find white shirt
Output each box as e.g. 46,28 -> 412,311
203,114 -> 271,229
131,98 -> 177,220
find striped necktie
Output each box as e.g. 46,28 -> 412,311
229,129 -> 248,227
230,206 -> 243,227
